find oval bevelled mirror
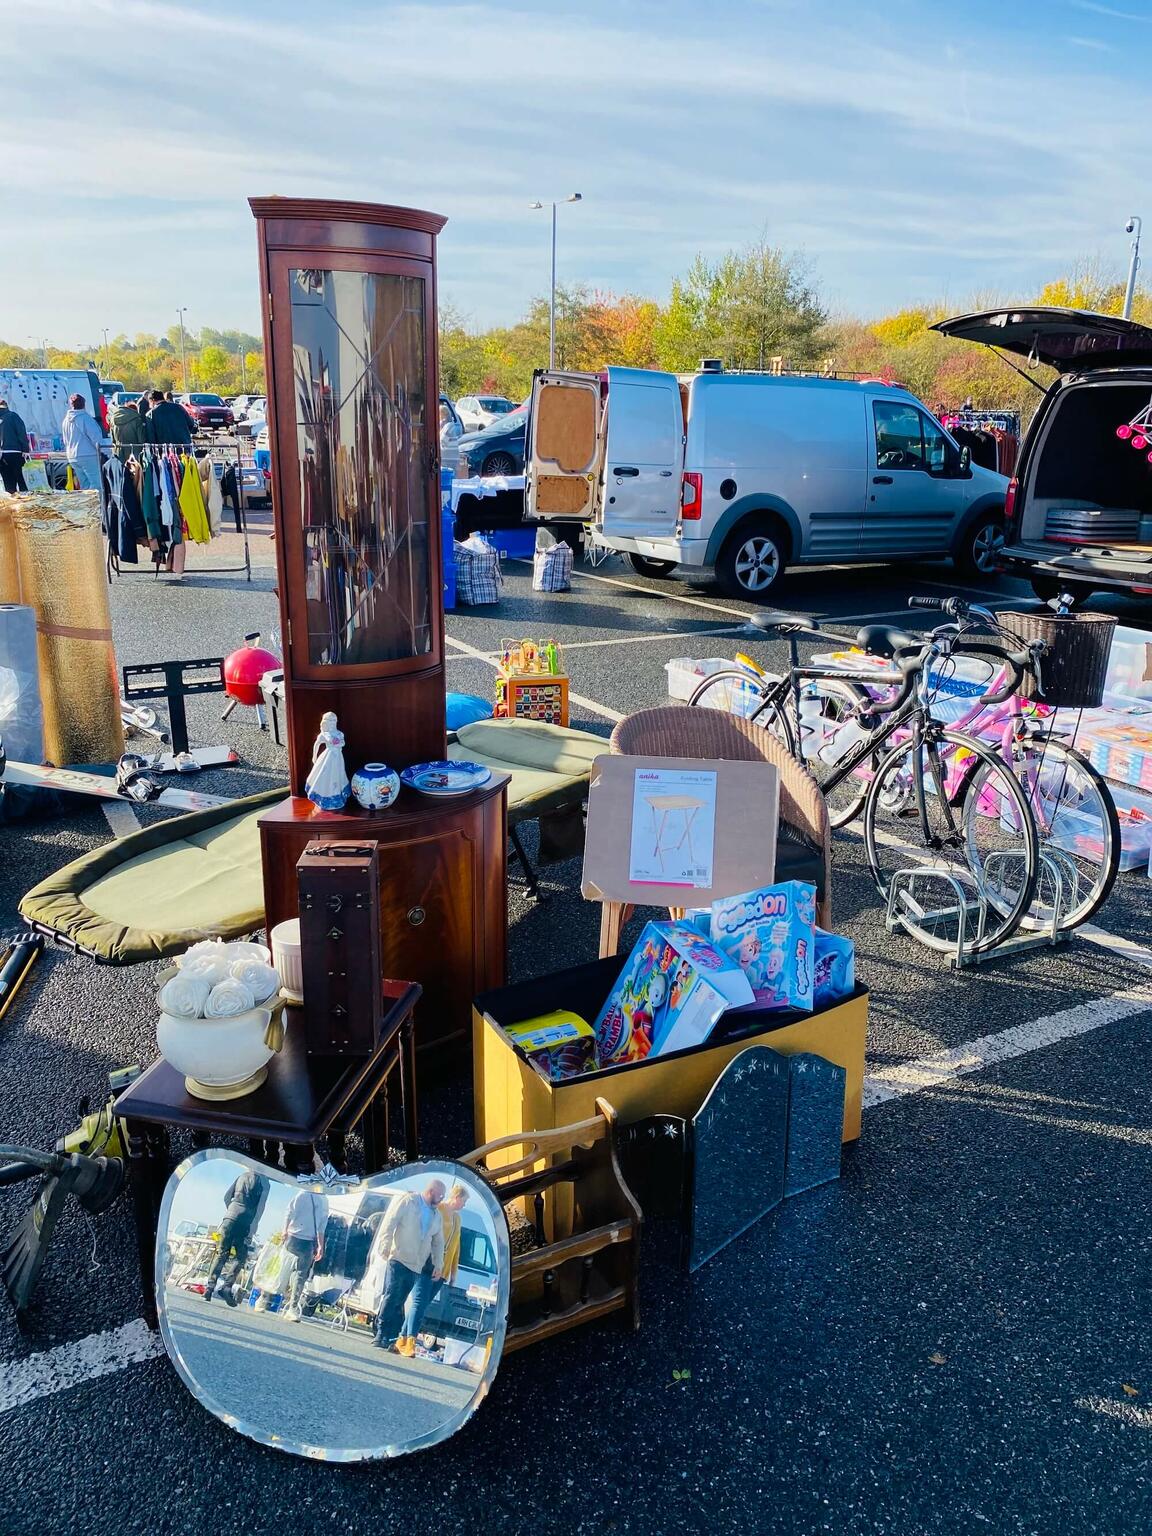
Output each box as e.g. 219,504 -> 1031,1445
156,1150 -> 510,1461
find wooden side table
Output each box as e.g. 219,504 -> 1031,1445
118,979 -> 420,1328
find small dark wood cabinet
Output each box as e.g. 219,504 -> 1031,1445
260,782 -> 508,1061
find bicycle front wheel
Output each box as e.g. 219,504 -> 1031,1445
1017,737 -> 1121,931
863,728 -> 1039,954
688,669 -> 793,741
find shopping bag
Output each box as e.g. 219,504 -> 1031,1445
21,461 -> 50,492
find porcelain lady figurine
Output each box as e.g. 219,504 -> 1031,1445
304,711 -> 350,811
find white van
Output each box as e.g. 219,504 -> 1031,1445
524,367 -> 1008,599
0,368 -> 107,458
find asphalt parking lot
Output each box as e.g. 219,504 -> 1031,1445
3,526 -> 1152,1535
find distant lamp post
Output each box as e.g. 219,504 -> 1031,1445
102,328 -> 110,377
1123,216 -> 1143,321
177,307 -> 189,391
27,336 -> 48,367
529,194 -> 582,369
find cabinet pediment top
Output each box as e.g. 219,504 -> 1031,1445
248,197 -> 447,236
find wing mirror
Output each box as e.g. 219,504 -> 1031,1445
959,446 -> 971,473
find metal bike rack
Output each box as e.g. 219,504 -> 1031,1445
886,848 -> 1072,970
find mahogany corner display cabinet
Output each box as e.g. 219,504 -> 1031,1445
250,197 -> 508,1061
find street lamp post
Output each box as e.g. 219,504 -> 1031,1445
529,194 -> 582,369
177,307 -> 189,392
1123,217 -> 1143,321
102,328 -> 110,377
28,336 -> 48,367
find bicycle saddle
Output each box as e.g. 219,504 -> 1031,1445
748,611 -> 820,635
856,623 -> 917,658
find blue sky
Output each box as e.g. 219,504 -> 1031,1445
2,0 -> 1147,345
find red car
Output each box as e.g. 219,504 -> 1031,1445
178,393 -> 235,430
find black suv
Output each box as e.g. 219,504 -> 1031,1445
935,306 -> 1152,601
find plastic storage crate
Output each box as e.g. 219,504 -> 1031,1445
665,658 -> 765,718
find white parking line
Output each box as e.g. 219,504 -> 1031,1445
0,1319 -> 164,1414
863,978 -> 1152,1107
102,802 -> 141,839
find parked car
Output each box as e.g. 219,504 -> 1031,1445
455,394 -> 517,432
232,394 -> 267,423
439,394 -> 465,451
177,392 -> 235,430
524,366 -> 1007,598
455,404 -> 528,480
0,367 -> 107,454
108,390 -> 143,410
98,379 -> 126,404
934,306 -> 1152,602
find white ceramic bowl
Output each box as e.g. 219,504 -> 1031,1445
157,1008 -> 276,1090
270,918 -> 303,1001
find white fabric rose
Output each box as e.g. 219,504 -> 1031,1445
157,972 -> 213,1019
229,958 -> 280,1003
203,978 -> 257,1018
221,940 -> 272,964
177,953 -> 233,985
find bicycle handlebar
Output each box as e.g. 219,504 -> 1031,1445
944,639 -> 1031,705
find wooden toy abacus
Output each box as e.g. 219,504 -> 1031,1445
495,638 -> 569,726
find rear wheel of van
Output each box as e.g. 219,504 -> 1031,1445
628,554 -> 678,578
953,511 -> 1005,578
716,521 -> 786,600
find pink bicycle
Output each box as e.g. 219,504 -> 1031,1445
689,596 -> 1121,935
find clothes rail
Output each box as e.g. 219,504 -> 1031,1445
104,439 -> 255,583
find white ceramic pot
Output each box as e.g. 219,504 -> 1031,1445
270,918 -> 303,1002
350,762 -> 401,811
157,1008 -> 278,1098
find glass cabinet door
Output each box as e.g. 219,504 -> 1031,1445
286,266 -> 433,668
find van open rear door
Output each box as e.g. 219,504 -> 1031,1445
598,368 -> 685,541
525,371 -> 603,521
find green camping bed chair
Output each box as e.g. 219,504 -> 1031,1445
19,788 -> 289,964
447,718 -> 605,900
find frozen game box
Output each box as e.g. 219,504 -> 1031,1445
594,920 -> 754,1066
709,881 -> 817,1012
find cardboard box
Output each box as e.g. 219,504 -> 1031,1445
581,754 -> 780,908
474,956 -> 867,1165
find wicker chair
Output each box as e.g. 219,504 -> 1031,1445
599,705 -> 831,956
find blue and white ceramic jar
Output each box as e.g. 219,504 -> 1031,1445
350,762 -> 401,811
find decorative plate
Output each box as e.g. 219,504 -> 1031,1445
400,760 -> 492,797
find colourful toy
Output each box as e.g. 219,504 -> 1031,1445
813,929 -> 855,1008
505,1010 -> 598,1082
594,920 -> 754,1066
495,635 -> 569,724
708,881 -> 817,1012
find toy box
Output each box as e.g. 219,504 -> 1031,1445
813,929 -> 855,1008
505,1010 -> 598,1083
496,637 -> 569,726
593,920 -> 754,1065
708,881 -> 817,1012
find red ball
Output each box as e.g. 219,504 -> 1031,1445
224,639 -> 279,704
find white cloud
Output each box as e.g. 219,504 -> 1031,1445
0,0 -> 1146,340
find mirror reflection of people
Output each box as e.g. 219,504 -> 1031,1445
402,1182 -> 468,1352
203,1168 -> 269,1306
372,1180 -> 445,1356
279,1188 -> 328,1323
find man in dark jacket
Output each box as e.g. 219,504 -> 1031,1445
144,389 -> 193,448
109,401 -> 149,462
0,398 -> 30,492
204,1168 -> 270,1305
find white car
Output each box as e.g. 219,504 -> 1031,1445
456,394 -> 517,432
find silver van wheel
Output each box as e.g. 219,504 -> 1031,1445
734,534 -> 781,592
971,521 -> 1005,573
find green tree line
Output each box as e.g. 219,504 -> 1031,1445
5,250 -> 1147,416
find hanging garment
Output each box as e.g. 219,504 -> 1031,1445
158,455 -> 179,535
101,456 -> 139,564
178,454 -> 212,544
205,462 -> 224,534
122,463 -> 147,544
140,458 -> 164,542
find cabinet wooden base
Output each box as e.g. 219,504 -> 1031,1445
260,779 -> 508,1066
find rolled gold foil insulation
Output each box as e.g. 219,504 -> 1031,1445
7,493 -> 125,765
0,499 -> 20,604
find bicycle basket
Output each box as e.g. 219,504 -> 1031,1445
999,609 -> 1117,709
